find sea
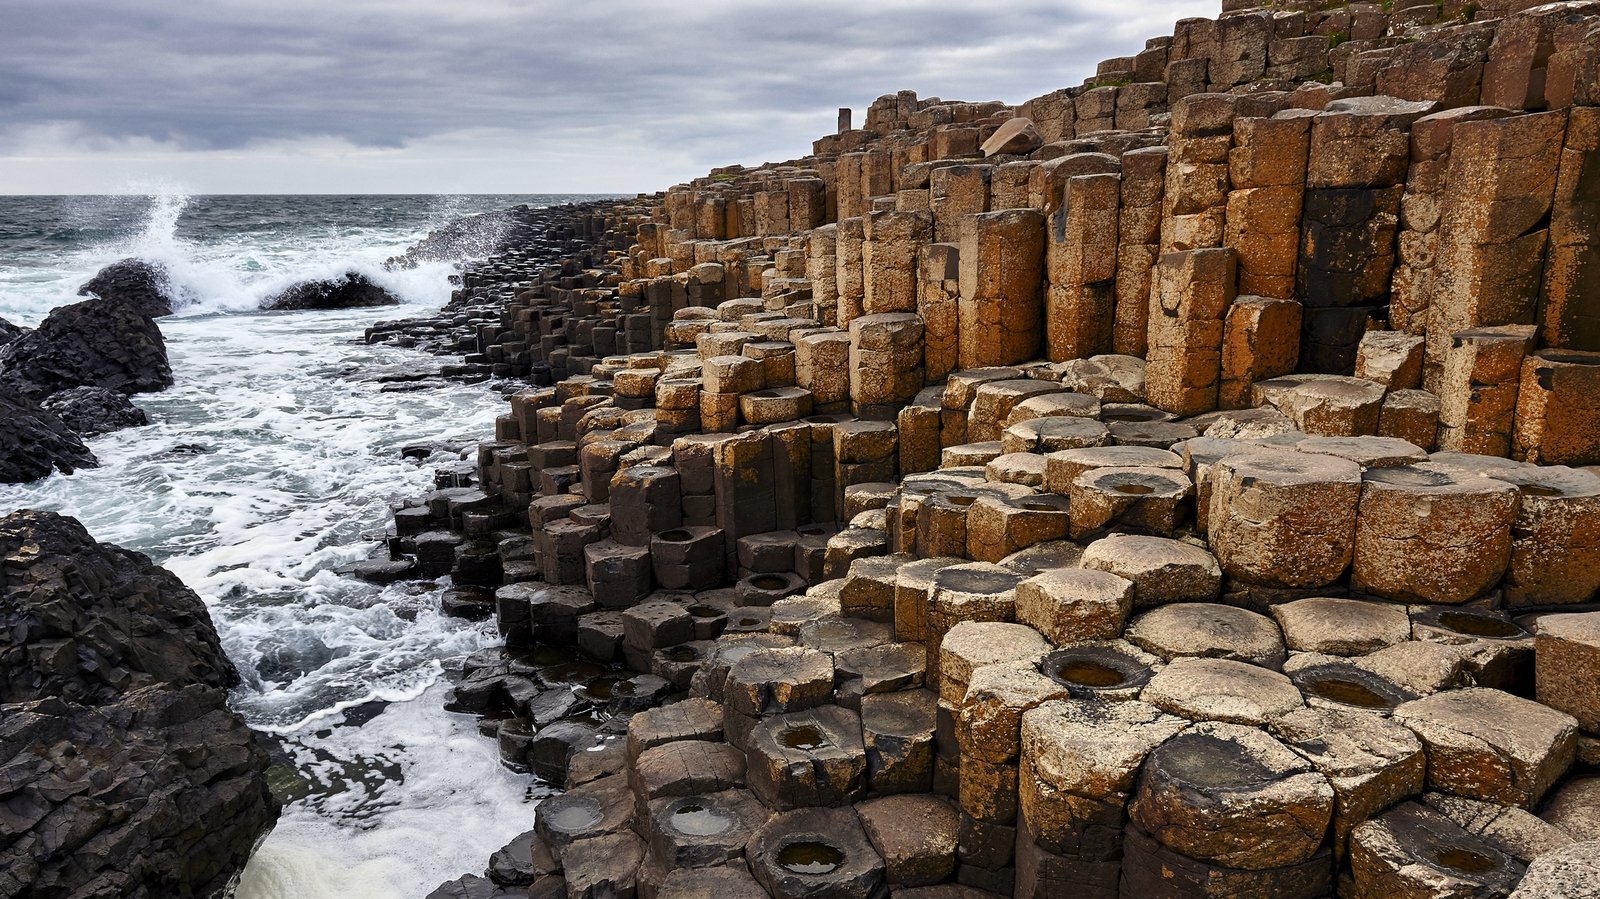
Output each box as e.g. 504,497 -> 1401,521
0,193 -> 617,897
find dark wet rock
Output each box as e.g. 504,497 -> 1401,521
488,829 -> 558,886
0,315 -> 27,346
0,510 -> 239,703
1,686 -> 277,899
0,393 -> 98,483
0,295 -> 172,399
78,257 -> 178,318
39,385 -> 149,438
334,556 -> 417,584
0,509 -> 277,898
386,206 -> 537,269
425,873 -> 528,899
261,271 -> 400,311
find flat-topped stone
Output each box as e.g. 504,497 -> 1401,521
1014,568 -> 1134,645
938,620 -> 1049,704
1207,448 -> 1361,589
1044,445 -> 1184,494
1125,602 -> 1286,669
1536,612 -> 1600,733
1393,687 -> 1578,809
1141,657 -> 1305,726
1352,465 -> 1519,604
1130,721 -> 1335,870
1080,535 -> 1222,608
1350,802 -> 1524,899
1272,597 -> 1412,656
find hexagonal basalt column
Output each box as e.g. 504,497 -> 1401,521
1351,465 -> 1519,604
1014,568 -> 1134,646
746,807 -> 886,899
1080,535 -> 1222,609
1068,467 -> 1193,539
1206,448 -> 1362,589
1130,722 -> 1335,871
859,688 -> 937,796
1349,802 -> 1525,899
1018,699 -> 1186,893
644,788 -> 769,870
747,704 -> 868,810
1393,688 -> 1578,809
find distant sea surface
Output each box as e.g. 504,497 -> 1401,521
0,194 -> 619,898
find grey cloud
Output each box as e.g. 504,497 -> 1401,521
1,1 -> 1214,191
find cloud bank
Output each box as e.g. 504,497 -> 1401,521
1,1 -> 1215,194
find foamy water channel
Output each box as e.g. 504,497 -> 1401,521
0,194 -> 592,897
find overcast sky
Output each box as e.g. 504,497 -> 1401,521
1,1 -> 1214,195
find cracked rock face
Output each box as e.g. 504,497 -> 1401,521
260,271 -> 400,311
0,295 -> 173,401
40,385 -> 150,439
0,393 -> 98,484
0,510 -> 278,897
78,257 -> 179,318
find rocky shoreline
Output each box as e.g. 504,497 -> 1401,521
339,2 -> 1600,898
7,0 -> 1600,897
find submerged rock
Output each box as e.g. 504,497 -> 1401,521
0,510 -> 278,895
0,295 -> 172,399
78,257 -> 178,318
0,394 -> 98,483
261,271 -> 400,311
39,385 -> 150,438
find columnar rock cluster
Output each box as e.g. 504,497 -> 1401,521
390,3 -> 1600,898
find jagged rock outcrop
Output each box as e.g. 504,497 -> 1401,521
0,394 -> 98,483
0,510 -> 277,896
385,206 -> 539,269
0,315 -> 26,346
0,510 -> 238,703
40,385 -> 151,439
0,296 -> 172,400
78,257 -> 178,318
260,272 -> 400,311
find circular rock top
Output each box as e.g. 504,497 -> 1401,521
1142,657 -> 1305,726
1131,721 -> 1334,870
1126,603 -> 1286,669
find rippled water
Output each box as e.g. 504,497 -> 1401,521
0,193 -> 612,897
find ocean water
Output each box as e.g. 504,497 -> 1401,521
0,193 -> 613,897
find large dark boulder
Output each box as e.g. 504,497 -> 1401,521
0,511 -> 277,896
78,257 -> 178,318
40,385 -> 150,439
261,272 -> 400,311
1,687 -> 274,898
0,509 -> 238,704
0,394 -> 98,483
0,296 -> 172,400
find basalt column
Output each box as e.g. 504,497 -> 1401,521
1298,97 -> 1435,374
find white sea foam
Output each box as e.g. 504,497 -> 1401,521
235,684 -> 539,899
